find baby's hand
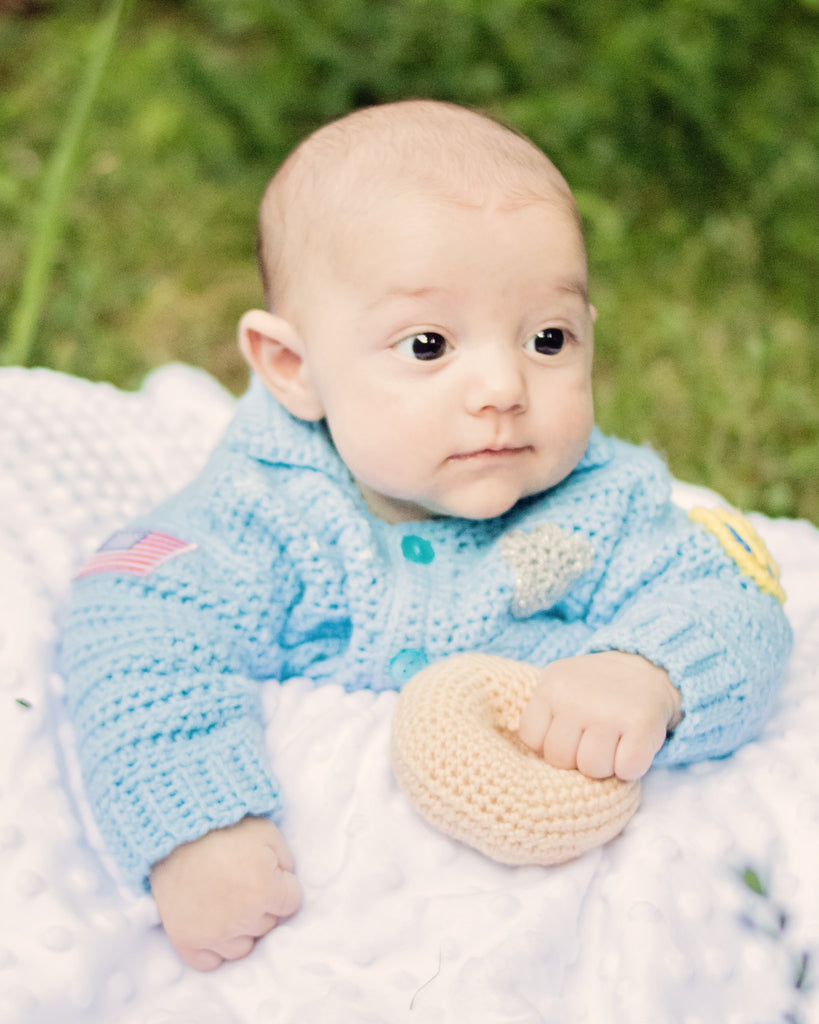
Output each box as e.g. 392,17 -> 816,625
518,651 -> 683,781
149,816 -> 302,971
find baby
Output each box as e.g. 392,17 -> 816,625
61,100 -> 792,971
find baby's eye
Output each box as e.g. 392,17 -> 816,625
395,332 -> 449,361
525,328 -> 565,356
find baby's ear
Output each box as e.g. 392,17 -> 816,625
238,309 -> 324,421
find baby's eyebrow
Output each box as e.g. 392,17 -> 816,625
368,284 -> 449,308
553,278 -> 589,304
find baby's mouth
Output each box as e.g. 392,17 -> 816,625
450,445 -> 532,461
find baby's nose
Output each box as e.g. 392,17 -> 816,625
464,350 -> 528,415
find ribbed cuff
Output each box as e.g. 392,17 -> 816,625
578,596 -> 753,764
86,720 -> 282,892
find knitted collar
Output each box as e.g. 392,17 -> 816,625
225,374 -> 352,484
226,373 -> 612,486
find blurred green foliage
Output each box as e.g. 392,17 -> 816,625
1,0 -> 817,521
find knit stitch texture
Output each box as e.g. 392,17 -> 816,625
60,376 -> 793,889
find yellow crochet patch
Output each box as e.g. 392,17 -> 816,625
688,507 -> 786,603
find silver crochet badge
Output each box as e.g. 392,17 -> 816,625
498,522 -> 595,618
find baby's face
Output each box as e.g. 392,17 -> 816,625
289,188 -> 594,523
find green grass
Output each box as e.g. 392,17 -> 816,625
1,0 -> 816,522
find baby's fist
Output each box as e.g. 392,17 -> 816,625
518,651 -> 682,781
150,816 -> 302,971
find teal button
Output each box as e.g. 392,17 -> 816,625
389,648 -> 429,682
401,535 -> 435,564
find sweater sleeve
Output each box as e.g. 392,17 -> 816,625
576,447 -> 793,767
59,458 -> 299,892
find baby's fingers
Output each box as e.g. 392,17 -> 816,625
613,722 -> 667,781
538,715 -> 584,772
196,885 -> 302,971
265,823 -> 297,873
575,726 -> 619,779
212,933 -> 257,965
517,689 -> 553,753
183,947 -> 225,972
265,867 -> 303,920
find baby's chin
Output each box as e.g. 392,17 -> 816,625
359,488 -> 517,525
358,475 -> 572,524
410,486 -> 545,523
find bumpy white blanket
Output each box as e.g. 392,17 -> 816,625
1,365 -> 817,1024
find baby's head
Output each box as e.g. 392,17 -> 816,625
240,100 -> 595,524
254,100 -> 584,315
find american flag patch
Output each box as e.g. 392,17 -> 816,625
74,530 -> 197,580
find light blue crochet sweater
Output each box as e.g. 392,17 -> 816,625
61,377 -> 792,890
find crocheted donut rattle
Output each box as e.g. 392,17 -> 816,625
391,653 -> 641,865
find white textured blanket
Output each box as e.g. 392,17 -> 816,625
1,365 -> 817,1024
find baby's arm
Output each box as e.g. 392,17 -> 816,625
516,441 -> 791,776
518,651 -> 683,780
61,459 -> 302,897
150,817 -> 302,971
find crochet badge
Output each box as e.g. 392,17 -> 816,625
688,507 -> 786,604
498,522 -> 595,618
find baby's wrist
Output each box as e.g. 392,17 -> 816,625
619,650 -> 682,729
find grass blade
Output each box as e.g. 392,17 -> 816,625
4,0 -> 129,367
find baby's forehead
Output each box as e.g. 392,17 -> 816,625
258,102 -> 581,307
268,101 -> 575,224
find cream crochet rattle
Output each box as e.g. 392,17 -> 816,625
391,653 -> 640,865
